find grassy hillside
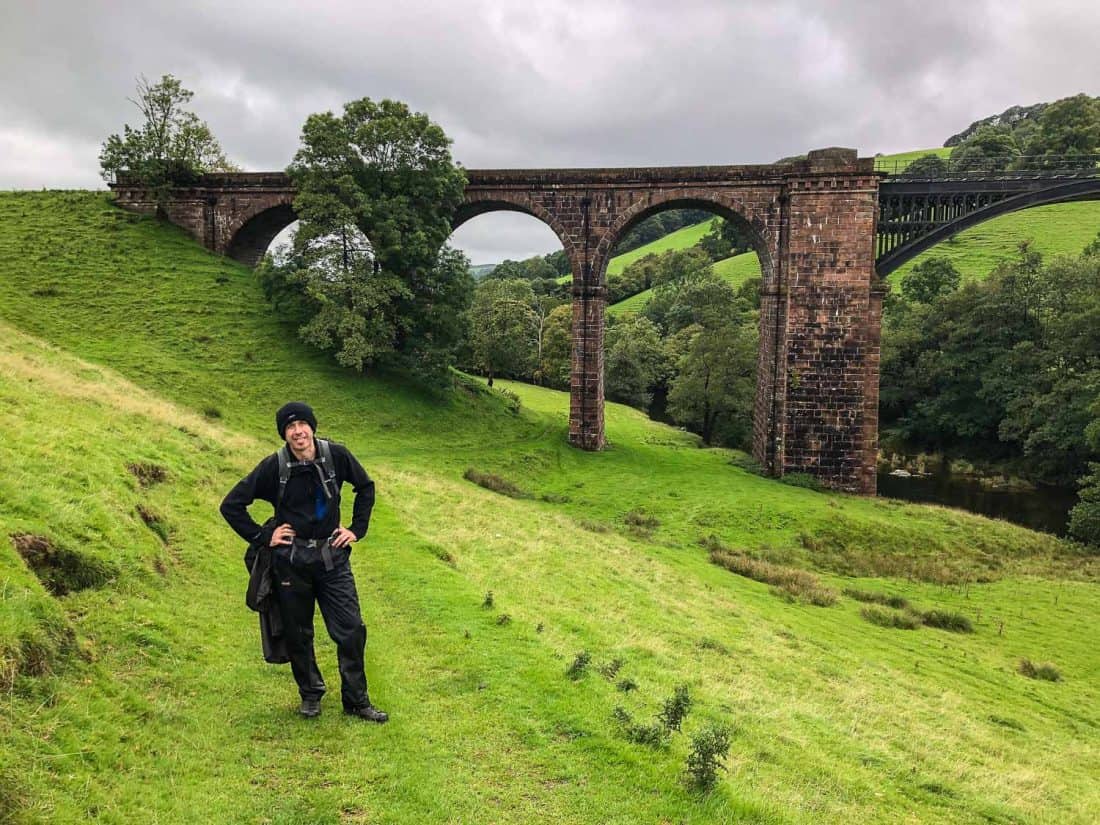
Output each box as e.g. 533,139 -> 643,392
555,219 -> 719,285
1,191 -> 1099,823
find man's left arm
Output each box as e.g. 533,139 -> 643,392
338,445 -> 376,543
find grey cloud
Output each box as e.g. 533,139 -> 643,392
2,0 -> 1097,258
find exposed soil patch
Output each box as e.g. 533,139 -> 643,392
136,505 -> 171,544
11,533 -> 116,596
126,461 -> 168,487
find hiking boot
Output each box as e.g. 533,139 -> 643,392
299,698 -> 321,718
345,704 -> 388,723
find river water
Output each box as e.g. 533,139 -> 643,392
876,470 -> 1078,536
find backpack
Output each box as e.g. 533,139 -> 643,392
275,438 -> 339,513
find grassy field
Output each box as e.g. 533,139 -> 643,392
1,191 -> 1099,823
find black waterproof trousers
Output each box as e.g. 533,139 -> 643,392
272,546 -> 370,710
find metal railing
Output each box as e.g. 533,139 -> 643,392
875,153 -> 1100,179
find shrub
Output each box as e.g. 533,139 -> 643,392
860,605 -> 921,630
623,509 -> 660,537
1068,464 -> 1100,547
781,472 -> 825,491
463,468 -> 528,498
658,685 -> 693,732
612,707 -> 668,748
495,614 -> 511,626
685,724 -> 732,790
598,658 -> 624,679
709,550 -> 837,606
616,677 -> 638,692
566,650 -> 591,680
481,591 -> 494,609
1018,658 -> 1062,682
921,610 -> 974,633
843,587 -> 911,611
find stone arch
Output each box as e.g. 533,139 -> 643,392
223,199 -> 297,267
597,191 -> 779,290
453,194 -> 577,262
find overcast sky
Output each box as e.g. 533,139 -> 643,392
2,0 -> 1097,263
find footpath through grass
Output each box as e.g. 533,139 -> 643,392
1,192 -> 1098,823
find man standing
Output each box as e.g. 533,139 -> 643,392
221,402 -> 388,722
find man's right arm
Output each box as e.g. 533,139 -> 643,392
220,456 -> 278,545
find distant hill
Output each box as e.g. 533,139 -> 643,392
469,263 -> 496,279
944,102 -> 1049,147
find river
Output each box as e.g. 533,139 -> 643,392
877,469 -> 1078,536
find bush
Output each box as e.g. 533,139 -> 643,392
658,685 -> 693,732
780,472 -> 825,491
566,650 -> 591,680
685,724 -> 732,790
616,677 -> 638,692
1018,658 -> 1062,682
612,707 -> 669,748
1068,464 -> 1100,547
921,610 -> 974,633
598,658 -> 624,679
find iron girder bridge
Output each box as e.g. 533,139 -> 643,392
875,154 -> 1100,276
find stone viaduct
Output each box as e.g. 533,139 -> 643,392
110,148 -> 884,493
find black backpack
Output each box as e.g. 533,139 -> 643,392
276,438 -> 339,512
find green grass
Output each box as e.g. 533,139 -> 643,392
873,147 -> 952,173
892,200 -> 1100,284
610,250 -> 761,316
1,191 -> 1099,823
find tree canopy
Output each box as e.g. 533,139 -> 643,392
261,97 -> 472,376
99,74 -> 234,192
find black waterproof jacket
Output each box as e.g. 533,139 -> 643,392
220,439 -> 375,544
244,528 -> 289,665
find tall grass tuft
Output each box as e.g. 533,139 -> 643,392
463,468 -> 528,498
920,610 -> 974,633
860,605 -> 921,630
1018,658 -> 1062,682
843,587 -> 911,610
709,549 -> 837,606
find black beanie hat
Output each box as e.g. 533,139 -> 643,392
276,402 -> 317,438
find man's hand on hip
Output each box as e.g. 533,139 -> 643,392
270,523 -> 295,547
331,527 -> 357,548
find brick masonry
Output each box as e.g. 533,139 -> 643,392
110,149 -> 883,493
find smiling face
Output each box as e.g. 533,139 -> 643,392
284,418 -> 316,459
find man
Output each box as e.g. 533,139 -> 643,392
220,401 -> 388,722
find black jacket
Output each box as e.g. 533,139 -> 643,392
245,529 -> 289,665
220,439 -> 375,544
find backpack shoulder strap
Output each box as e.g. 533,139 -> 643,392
276,445 -> 292,509
315,439 -> 339,498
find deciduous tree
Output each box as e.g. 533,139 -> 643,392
99,74 -> 235,196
